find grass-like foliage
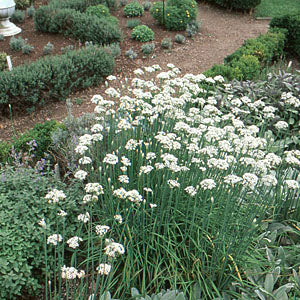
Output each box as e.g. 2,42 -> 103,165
31,65 -> 300,299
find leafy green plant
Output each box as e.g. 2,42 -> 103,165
0,34 -> 4,41
0,140 -> 11,163
132,25 -> 154,42
15,0 -> 30,10
131,287 -> 186,300
43,42 -> 54,55
10,9 -> 25,23
204,0 -> 261,11
61,44 -> 74,54
142,1 -> 152,11
9,36 -> 26,52
0,52 -> 7,72
120,0 -> 128,7
174,34 -> 186,44
0,46 -> 115,114
22,43 -> 34,54
103,42 -> 121,57
124,1 -> 144,17
186,20 -> 201,37
126,18 -> 141,28
161,37 -> 172,49
34,6 -> 121,45
141,42 -> 155,55
125,47 -> 138,59
26,5 -> 35,17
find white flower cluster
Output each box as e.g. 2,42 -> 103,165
97,263 -> 112,275
45,189 -> 66,204
61,265 -> 85,280
104,240 -> 125,258
67,236 -> 83,249
77,212 -> 90,223
95,225 -> 110,237
47,234 -> 63,246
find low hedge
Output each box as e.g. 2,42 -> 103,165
0,46 -> 115,114
270,14 -> 300,57
34,6 -> 121,45
48,0 -> 116,11
204,29 -> 286,81
199,0 -> 261,11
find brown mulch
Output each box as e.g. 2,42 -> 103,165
0,0 -> 270,141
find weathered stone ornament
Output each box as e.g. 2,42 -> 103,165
0,0 -> 22,36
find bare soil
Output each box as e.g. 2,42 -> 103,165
0,0 -> 270,141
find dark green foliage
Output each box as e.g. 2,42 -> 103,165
12,120 -> 64,161
49,0 -> 111,12
142,1 -> 152,11
204,64 -> 243,80
0,47 -> 115,114
10,10 -> 25,23
26,6 -> 35,18
186,20 -> 201,37
14,0 -> 30,10
103,43 -> 121,57
0,52 -> 7,72
34,7 -> 121,45
150,0 -> 198,31
270,14 -> 300,57
85,4 -> 110,18
204,0 -> 261,11
131,25 -> 154,42
231,55 -> 261,80
21,43 -> 34,54
0,140 -> 11,163
0,166 -> 82,299
123,1 -> 144,17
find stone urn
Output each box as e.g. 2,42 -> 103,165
0,0 -> 22,36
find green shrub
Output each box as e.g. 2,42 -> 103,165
61,44 -> 74,54
34,6 -> 121,45
141,42 -> 155,55
151,0 -> 198,31
142,1 -> 152,11
103,42 -> 121,57
120,0 -> 128,6
12,120 -> 64,161
0,46 -> 115,113
43,41 -> 54,55
204,63 -> 242,80
9,36 -> 26,52
49,0 -> 112,12
131,25 -> 154,42
15,0 -> 30,10
85,4 -> 110,18
206,0 -> 261,11
231,54 -> 261,80
21,43 -> 34,54
270,14 -> 300,57
126,18 -> 141,28
26,5 -> 35,17
0,166 -> 82,299
161,37 -> 172,49
0,140 -> 11,163
0,52 -> 7,72
186,20 -> 201,37
174,34 -> 186,44
10,10 -> 25,23
125,48 -> 137,59
124,1 -> 144,17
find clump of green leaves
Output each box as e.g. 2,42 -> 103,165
125,48 -> 138,59
26,5 -> 35,17
9,36 -> 26,52
43,42 -> 54,55
161,37 -> 172,49
61,44 -> 74,54
174,34 -> 186,44
85,4 -> 111,18
11,9 -> 25,23
131,25 -> 154,42
141,42 -> 155,55
186,20 -> 201,37
142,1 -> 152,11
124,1 -> 144,17
0,52 -> 7,72
103,42 -> 121,57
22,43 -> 34,55
126,18 -> 141,28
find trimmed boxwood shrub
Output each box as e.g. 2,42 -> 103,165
203,0 -> 261,11
123,1 -> 144,17
0,46 -> 115,114
270,14 -> 300,57
131,25 -> 154,42
49,0 -> 114,11
85,5 -> 119,26
34,6 -> 121,45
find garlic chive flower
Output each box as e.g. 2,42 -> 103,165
74,170 -> 88,180
67,236 -> 83,249
95,225 -> 110,237
61,266 -> 85,279
77,212 -> 90,223
47,234 -> 63,246
45,189 -> 66,204
97,263 -> 112,275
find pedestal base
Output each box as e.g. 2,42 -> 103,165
0,19 -> 21,36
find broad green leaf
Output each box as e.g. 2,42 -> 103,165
264,273 -> 274,293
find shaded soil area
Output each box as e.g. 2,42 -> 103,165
0,0 -> 270,141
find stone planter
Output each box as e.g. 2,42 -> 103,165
0,0 -> 22,36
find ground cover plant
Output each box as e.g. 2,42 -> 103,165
2,64 -> 299,299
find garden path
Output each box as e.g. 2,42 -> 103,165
0,1 -> 270,140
